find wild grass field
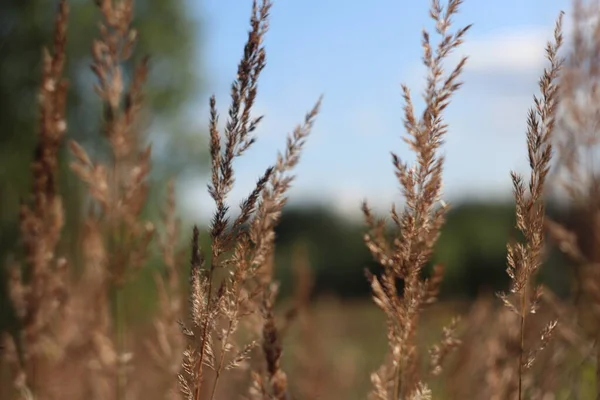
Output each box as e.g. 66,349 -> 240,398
3,0 -> 600,399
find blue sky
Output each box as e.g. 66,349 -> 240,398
179,0 -> 571,220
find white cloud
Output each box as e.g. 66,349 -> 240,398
461,28 -> 548,73
403,26 -> 549,82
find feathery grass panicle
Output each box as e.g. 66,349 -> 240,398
179,1 -> 321,399
258,284 -> 288,400
247,100 -> 322,399
70,0 -> 154,287
362,0 -> 470,398
428,316 -> 461,376
67,0 -> 154,397
251,98 -> 322,286
179,2 -> 273,397
497,11 -> 564,400
5,0 -> 70,395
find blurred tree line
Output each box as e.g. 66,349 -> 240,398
272,201 -> 575,300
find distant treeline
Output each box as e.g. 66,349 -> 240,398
272,201 -> 576,300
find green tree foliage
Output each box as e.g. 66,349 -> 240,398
272,202 -> 573,299
274,207 -> 377,297
0,0 -> 204,249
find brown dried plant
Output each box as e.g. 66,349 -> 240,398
4,0 -> 185,398
545,0 -> 600,392
285,242 -> 326,400
362,0 -> 470,398
4,0 -> 70,396
145,179 -> 186,400
67,0 -> 155,397
249,93 -> 322,400
281,242 -> 362,400
446,295 -> 570,399
497,11 -> 564,400
178,1 -> 321,399
248,284 -> 288,400
69,0 -> 154,287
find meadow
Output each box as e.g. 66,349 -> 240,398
2,0 -> 600,399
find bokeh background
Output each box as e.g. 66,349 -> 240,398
0,0 -> 585,398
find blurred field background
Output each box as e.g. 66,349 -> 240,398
1,0 -> 595,398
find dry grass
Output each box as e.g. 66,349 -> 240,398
5,0 -> 600,399
496,11 -> 563,399
362,1 -> 469,397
